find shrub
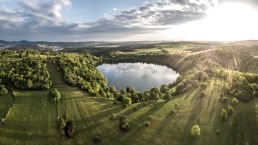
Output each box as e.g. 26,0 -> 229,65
145,121 -> 150,127
221,97 -> 228,104
227,105 -> 234,116
169,110 -> 176,115
2,107 -> 13,124
231,98 -> 239,106
92,136 -> 102,144
191,125 -> 201,138
200,91 -> 205,98
221,109 -> 228,121
121,122 -> 130,131
58,117 -> 66,133
110,113 -> 116,120
175,103 -> 180,110
0,85 -> 8,96
200,83 -> 207,89
216,129 -> 220,135
148,116 -> 153,121
119,115 -> 129,131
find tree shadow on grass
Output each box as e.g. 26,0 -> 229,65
117,101 -> 167,144
230,100 -> 258,145
177,90 -> 203,145
0,120 -> 56,142
146,111 -> 177,145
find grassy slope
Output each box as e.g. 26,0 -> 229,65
0,45 -> 258,145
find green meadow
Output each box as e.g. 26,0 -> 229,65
0,42 -> 258,145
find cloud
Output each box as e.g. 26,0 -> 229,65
72,0 -> 209,36
0,0 -> 257,41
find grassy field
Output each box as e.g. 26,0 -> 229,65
0,42 -> 258,145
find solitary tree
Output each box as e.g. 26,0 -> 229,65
191,124 -> 201,138
50,88 -> 61,102
119,115 -> 129,131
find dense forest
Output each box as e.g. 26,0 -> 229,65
0,57 -> 52,90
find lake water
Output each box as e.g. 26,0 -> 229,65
97,63 -> 179,92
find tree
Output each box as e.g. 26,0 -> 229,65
123,97 -> 132,106
138,93 -> 144,102
119,115 -> 129,131
130,92 -> 139,103
0,70 -> 5,78
27,79 -> 33,89
109,86 -> 116,93
160,84 -> 168,93
64,120 -> 75,137
50,88 -> 61,102
150,87 -> 161,101
227,105 -> 234,116
200,91 -> 205,98
231,98 -> 239,106
0,85 -> 8,96
163,91 -> 171,101
99,88 -> 106,98
145,121 -> 151,127
151,87 -> 161,94
221,109 -> 228,121
58,117 -> 66,129
120,89 -> 126,95
143,91 -> 150,101
191,125 -> 201,138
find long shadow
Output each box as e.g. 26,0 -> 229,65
117,101 -> 167,144
0,120 -> 56,141
177,90 -> 202,145
75,103 -> 148,140
74,105 -> 122,126
146,111 -> 177,145
0,129 -> 54,141
230,99 -> 258,145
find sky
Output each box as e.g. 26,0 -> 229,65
0,0 -> 258,41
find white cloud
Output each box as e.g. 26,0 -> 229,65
0,0 -> 257,41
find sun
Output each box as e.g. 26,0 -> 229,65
164,2 -> 258,41
201,2 -> 258,41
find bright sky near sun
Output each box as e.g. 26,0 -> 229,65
0,0 -> 258,41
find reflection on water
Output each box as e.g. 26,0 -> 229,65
97,63 -> 180,92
